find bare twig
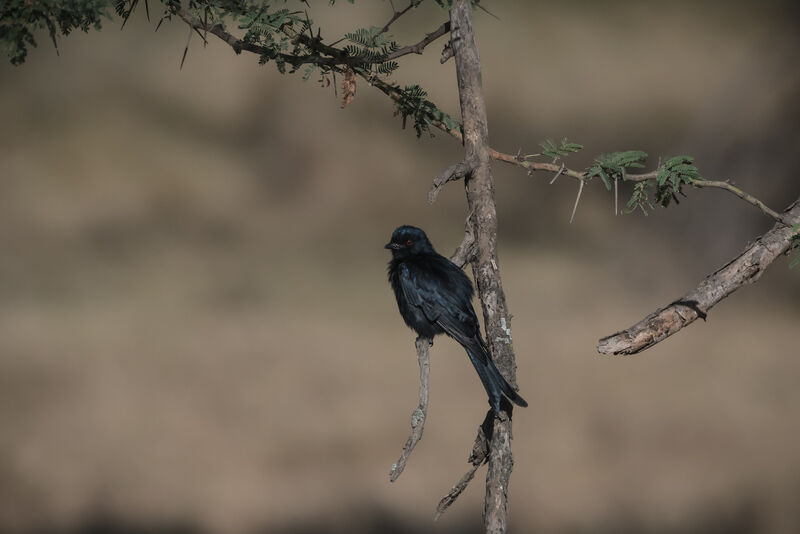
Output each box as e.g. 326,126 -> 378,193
435,463 -> 482,520
695,180 -> 788,224
389,336 -> 432,482
377,1 -> 417,39
428,158 -> 476,204
598,196 -> 800,355
474,0 -> 501,21
386,21 -> 451,60
435,410 -> 493,520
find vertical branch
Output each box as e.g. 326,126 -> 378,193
389,337 -> 431,481
449,2 -> 520,532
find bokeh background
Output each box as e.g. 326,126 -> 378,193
1,1 -> 799,533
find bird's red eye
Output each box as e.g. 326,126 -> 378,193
406,239 -> 413,246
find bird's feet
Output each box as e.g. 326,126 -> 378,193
416,336 -> 434,348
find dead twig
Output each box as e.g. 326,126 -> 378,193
389,336 -> 432,482
435,410 -> 493,520
387,21 -> 451,60
428,158 -> 476,204
598,196 -> 800,354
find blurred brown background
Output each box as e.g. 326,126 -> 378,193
1,1 -> 799,533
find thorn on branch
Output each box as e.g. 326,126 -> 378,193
378,0 -> 417,40
569,179 -> 585,224
428,158 -> 476,204
549,162 -> 565,185
180,24 -> 192,69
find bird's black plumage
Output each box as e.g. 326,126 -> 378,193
385,225 -> 527,413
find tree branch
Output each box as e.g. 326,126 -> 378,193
621,172 -> 788,224
480,149 -> 787,226
386,21 -> 451,60
174,8 -> 342,68
435,410 -> 493,521
693,180 -> 788,224
428,158 -> 476,204
598,196 -> 800,355
389,336 -> 431,482
172,4 -> 793,363
446,2 -> 520,531
377,0 -> 417,38
173,7 -> 784,229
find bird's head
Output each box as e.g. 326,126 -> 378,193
385,225 -> 434,258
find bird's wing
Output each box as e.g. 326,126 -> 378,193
398,263 -> 486,364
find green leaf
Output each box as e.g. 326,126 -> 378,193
654,155 -> 701,207
586,150 -> 648,190
539,137 -> 583,161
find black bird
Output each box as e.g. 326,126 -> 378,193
385,225 -> 527,413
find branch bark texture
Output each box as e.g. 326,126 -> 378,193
598,197 -> 800,355
389,336 -> 431,481
449,2 -> 519,532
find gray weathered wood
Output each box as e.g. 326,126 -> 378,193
449,2 -> 520,532
598,197 -> 800,355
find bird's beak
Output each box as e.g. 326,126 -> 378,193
385,242 -> 400,250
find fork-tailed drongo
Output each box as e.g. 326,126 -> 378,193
385,225 -> 527,413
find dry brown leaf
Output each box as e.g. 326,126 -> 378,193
340,68 -> 356,109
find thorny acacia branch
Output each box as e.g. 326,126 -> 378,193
378,0 -> 418,38
598,196 -> 800,355
135,5 -> 786,237
174,5 -> 783,229
491,155 -> 788,227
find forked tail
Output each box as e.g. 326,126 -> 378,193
465,337 -> 527,413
